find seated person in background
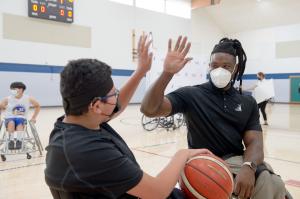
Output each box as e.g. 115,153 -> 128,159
44,35 -> 211,199
0,82 -> 40,150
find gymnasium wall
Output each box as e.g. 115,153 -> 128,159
229,23 -> 300,102
0,0 -> 223,106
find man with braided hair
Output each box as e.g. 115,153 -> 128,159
44,35 -> 212,199
141,37 -> 290,199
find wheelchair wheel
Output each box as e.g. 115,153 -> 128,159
173,113 -> 184,128
141,115 -> 159,131
26,153 -> 32,159
29,122 -> 43,155
1,154 -> 6,161
160,116 -> 174,129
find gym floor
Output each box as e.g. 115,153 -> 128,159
0,103 -> 299,198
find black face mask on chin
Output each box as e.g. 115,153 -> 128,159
101,101 -> 121,120
111,102 -> 120,116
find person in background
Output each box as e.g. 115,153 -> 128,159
244,72 -> 269,125
0,82 -> 40,149
256,72 -> 269,125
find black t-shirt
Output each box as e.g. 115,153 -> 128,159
166,82 -> 262,157
45,117 -> 143,199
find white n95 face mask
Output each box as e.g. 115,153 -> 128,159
10,89 -> 18,96
210,67 -> 233,88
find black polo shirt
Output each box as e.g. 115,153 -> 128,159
166,81 -> 262,157
44,117 -> 143,199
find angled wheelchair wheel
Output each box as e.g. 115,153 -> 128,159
29,122 -> 43,155
173,113 -> 184,128
159,116 -> 174,129
141,115 -> 160,131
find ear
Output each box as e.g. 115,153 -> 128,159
207,65 -> 212,74
89,100 -> 104,114
233,64 -> 239,74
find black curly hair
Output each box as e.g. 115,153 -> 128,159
10,82 -> 26,91
60,59 -> 113,116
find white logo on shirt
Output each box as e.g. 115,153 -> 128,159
235,104 -> 242,112
12,105 -> 26,116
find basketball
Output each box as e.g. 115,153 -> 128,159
179,154 -> 234,199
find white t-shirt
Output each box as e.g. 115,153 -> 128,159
3,95 -> 30,119
253,79 -> 275,103
256,79 -> 265,87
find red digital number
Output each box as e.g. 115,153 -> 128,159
41,6 -> 46,13
60,9 -> 65,16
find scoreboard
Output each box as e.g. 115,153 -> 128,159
28,0 -> 74,23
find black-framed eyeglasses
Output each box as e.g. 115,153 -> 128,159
92,89 -> 120,104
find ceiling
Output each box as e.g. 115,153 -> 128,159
193,0 -> 300,34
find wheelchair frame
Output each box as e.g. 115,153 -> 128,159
0,119 -> 43,161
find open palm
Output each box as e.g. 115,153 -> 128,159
137,35 -> 153,75
163,36 -> 192,74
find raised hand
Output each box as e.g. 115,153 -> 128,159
163,36 -> 192,74
136,34 -> 153,75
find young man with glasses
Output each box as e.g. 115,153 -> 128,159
44,35 -> 211,199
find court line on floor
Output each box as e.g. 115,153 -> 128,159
132,148 -> 172,159
264,126 -> 300,135
0,155 -> 44,163
285,180 -> 300,188
119,117 -> 141,126
2,152 -> 299,172
265,156 -> 300,165
264,131 -> 300,139
0,162 -> 45,172
136,141 -> 177,149
1,148 -> 171,172
133,148 -> 300,165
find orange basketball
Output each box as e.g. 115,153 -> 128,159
179,154 -> 234,199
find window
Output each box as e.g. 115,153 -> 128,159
109,0 -> 191,19
109,0 -> 133,6
135,0 -> 165,13
166,0 -> 191,19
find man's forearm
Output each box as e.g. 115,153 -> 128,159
118,71 -> 144,112
243,139 -> 264,166
140,72 -> 173,116
31,106 -> 40,120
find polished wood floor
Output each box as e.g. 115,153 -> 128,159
0,103 -> 300,198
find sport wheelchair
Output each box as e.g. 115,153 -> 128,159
0,119 -> 43,161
